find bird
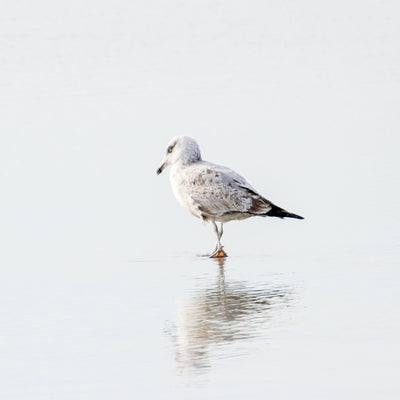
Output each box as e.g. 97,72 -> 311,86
156,136 -> 303,258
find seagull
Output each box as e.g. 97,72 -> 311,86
156,136 -> 303,257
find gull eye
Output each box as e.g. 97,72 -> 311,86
167,145 -> 174,154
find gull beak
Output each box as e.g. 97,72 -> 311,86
156,161 -> 167,175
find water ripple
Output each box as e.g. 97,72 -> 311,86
166,260 -> 293,376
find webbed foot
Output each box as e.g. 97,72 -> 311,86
209,247 -> 228,258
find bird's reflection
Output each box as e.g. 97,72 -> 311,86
166,258 -> 293,376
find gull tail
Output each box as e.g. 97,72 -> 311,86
266,204 -> 304,220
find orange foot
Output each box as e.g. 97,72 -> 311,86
210,249 -> 228,258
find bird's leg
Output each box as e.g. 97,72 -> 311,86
210,221 -> 228,258
218,222 -> 224,240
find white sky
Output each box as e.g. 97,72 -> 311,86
0,0 -> 399,262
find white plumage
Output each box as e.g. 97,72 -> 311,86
157,136 -> 303,257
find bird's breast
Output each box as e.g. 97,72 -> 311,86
169,166 -> 202,218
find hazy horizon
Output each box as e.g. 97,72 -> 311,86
1,1 -> 399,399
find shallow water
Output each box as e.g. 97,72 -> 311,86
1,249 -> 399,399
1,1 -> 399,397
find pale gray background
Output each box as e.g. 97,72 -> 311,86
1,1 -> 399,399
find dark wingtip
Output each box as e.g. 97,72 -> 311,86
266,204 -> 304,220
290,214 -> 304,220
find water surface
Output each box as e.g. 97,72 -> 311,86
1,249 -> 399,399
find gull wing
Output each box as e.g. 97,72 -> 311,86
185,162 -> 273,219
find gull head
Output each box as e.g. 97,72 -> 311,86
157,136 -> 202,175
